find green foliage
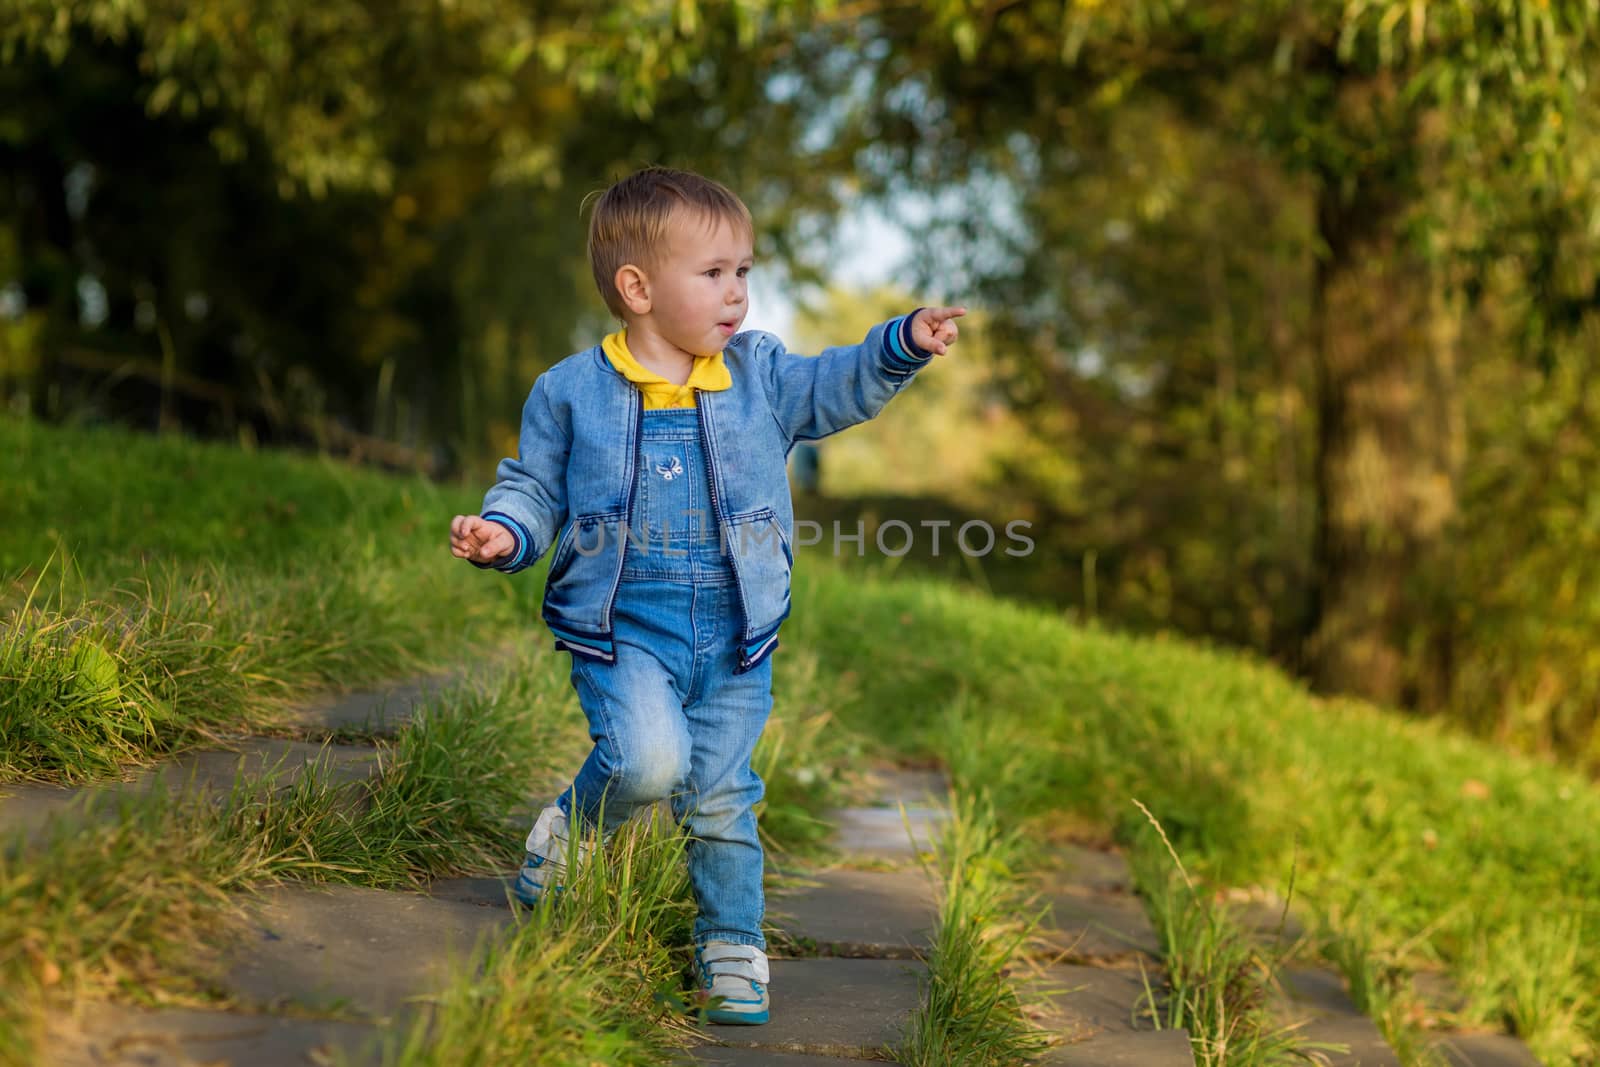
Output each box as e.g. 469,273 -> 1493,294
896,792 -> 1048,1067
791,288 -> 1027,507
0,415 -> 537,782
1129,807 -> 1308,1067
0,0 -> 794,195
787,567 -> 1600,1063
1436,321 -> 1600,769
800,0 -> 1600,758
0,2 -> 859,467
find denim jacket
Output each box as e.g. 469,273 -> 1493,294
476,314 -> 935,673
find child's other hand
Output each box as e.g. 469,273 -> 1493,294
911,305 -> 967,356
450,515 -> 516,564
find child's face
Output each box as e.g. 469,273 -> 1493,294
643,210 -> 754,357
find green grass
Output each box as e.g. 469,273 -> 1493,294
896,791 -> 1049,1066
375,810 -> 700,1067
1128,806 -> 1308,1066
1,647 -> 710,1066
0,411 -> 862,1062
1320,921 -> 1445,1066
1,634 -> 856,1067
1,416 -> 465,577
1,415 -> 536,782
7,415 -> 1600,1063
782,558 -> 1600,1065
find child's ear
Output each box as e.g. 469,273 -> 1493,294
615,264 -> 652,316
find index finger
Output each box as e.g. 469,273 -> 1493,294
924,306 -> 967,323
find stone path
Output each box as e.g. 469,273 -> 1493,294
688,767 -> 1196,1066
0,671 -> 463,846
1430,1034 -> 1544,1067
11,673 -> 476,1067
1275,967 -> 1404,1067
1233,895 -> 1545,1066
3,678 -> 1549,1066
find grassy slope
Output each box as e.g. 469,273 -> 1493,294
1,416 -> 541,780
4,416 -> 1597,1062
783,567 -> 1600,1063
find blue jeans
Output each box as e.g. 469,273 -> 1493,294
551,409 -> 773,949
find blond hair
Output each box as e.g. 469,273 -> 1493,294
586,167 -> 754,318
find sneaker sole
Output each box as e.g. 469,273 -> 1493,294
705,1007 -> 769,1025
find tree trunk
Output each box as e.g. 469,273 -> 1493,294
1305,176 -> 1463,707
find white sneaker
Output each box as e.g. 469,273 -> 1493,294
512,804 -> 589,905
695,941 -> 770,1025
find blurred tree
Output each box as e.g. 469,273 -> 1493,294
834,0 -> 1600,705
0,34 -> 386,441
0,0 -> 858,468
988,103 -> 1318,658
0,0 -> 815,195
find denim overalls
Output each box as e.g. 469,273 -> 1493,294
551,407 -> 773,950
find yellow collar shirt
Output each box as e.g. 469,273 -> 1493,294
600,330 -> 732,409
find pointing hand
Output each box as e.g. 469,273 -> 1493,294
910,306 -> 967,356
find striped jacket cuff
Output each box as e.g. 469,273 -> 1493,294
472,511 -> 533,572
882,310 -> 935,371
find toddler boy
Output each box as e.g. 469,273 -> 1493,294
448,166 -> 963,1024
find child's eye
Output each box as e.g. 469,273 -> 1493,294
705,269 -> 721,278
737,266 -> 750,278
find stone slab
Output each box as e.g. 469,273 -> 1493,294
427,872 -> 521,910
1281,967 -> 1362,1015
1293,1016 -> 1403,1066
768,867 -> 938,958
0,666 -> 481,846
1039,1029 -> 1197,1066
828,806 -> 947,858
686,1048 -> 882,1065
1413,968 -> 1470,1015
862,766 -> 948,807
0,740 -> 381,845
287,671 -> 465,737
1037,889 -> 1162,961
45,1002 -> 382,1067
1050,844 -> 1135,895
1225,895 -> 1310,948
1277,968 -> 1401,1066
704,958 -> 925,1058
1022,964 -> 1163,1039
1430,1033 -> 1543,1067
147,739 -> 382,794
0,780 -> 91,840
225,884 -> 509,1021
